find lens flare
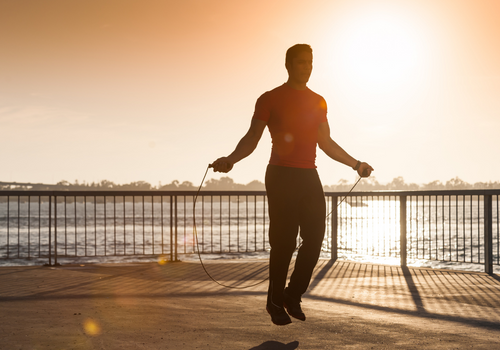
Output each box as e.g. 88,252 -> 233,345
157,255 -> 168,265
83,318 -> 101,336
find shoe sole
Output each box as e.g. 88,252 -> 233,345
283,302 -> 306,321
266,306 -> 292,326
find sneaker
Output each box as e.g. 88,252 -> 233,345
283,289 -> 306,321
266,302 -> 292,326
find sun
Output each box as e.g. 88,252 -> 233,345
322,8 -> 433,115
343,16 -> 421,86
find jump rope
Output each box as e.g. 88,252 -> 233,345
192,164 -> 366,289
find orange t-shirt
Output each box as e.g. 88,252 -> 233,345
252,83 -> 328,169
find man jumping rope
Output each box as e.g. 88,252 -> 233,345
211,44 -> 373,326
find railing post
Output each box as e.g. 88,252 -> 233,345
169,196 -> 173,262
54,195 -> 58,266
174,196 -> 178,261
48,195 -> 52,266
331,196 -> 338,262
6,196 -> 10,259
484,194 -> 493,275
400,195 -> 407,268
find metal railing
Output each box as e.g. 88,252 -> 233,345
328,190 -> 499,274
0,189 -> 499,273
0,191 -> 270,266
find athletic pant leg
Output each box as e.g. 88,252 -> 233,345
265,165 -> 300,306
287,169 -> 326,299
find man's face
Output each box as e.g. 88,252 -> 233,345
287,51 -> 313,85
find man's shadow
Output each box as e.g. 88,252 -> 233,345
249,340 -> 299,350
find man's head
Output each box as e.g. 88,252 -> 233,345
285,44 -> 313,88
285,44 -> 312,67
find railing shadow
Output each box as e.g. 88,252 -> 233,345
401,266 -> 426,313
0,260 -> 271,301
490,274 -> 500,283
307,261 -> 500,331
1,260 -> 500,332
307,258 -> 336,291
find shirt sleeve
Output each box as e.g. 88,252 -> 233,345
319,97 -> 328,123
252,92 -> 271,122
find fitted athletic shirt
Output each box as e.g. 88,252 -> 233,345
252,83 -> 328,169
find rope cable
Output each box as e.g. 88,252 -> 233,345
193,166 -> 267,289
192,164 -> 364,289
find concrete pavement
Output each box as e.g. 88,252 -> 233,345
1,259 -> 500,349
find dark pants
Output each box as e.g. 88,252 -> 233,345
265,164 -> 326,306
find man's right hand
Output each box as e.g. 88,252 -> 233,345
358,162 -> 374,178
210,157 -> 234,173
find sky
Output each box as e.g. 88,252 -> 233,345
1,0 -> 499,187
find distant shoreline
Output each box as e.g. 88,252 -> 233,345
2,176 -> 500,191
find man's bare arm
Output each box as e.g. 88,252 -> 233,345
317,121 -> 373,177
211,118 -> 267,173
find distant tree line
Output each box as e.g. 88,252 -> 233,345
0,178 -> 266,191
1,176 -> 500,191
323,176 -> 500,191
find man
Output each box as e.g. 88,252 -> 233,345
211,44 -> 373,325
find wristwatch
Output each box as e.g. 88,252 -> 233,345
353,160 -> 361,171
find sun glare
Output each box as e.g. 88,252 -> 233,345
327,8 -> 433,115
344,18 -> 420,85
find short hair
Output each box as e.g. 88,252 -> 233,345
285,44 -> 313,66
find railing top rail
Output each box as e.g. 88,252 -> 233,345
324,189 -> 500,197
0,189 -> 499,197
0,190 -> 269,197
